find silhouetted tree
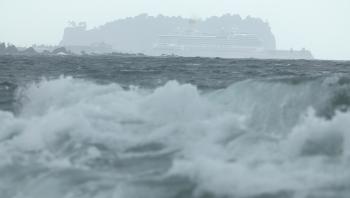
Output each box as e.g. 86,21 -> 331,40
0,42 -> 5,54
21,47 -> 38,55
6,45 -> 18,54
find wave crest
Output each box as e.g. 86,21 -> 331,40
0,76 -> 349,198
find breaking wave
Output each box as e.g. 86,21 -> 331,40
0,76 -> 349,198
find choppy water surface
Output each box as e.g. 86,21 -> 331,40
0,55 -> 350,198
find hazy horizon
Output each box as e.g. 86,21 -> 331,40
0,0 -> 349,60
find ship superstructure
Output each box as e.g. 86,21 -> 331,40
155,32 -> 267,58
154,30 -> 313,59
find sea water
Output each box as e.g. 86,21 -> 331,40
0,55 -> 349,198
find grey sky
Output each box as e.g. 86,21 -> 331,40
0,0 -> 349,60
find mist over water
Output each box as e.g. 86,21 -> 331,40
0,56 -> 350,198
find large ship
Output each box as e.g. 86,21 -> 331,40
154,33 -> 313,59
59,15 -> 313,59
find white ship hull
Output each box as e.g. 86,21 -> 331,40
154,44 -> 313,60
154,34 -> 313,60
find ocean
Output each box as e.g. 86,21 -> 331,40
0,55 -> 349,198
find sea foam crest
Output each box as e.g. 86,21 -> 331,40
0,76 -> 349,198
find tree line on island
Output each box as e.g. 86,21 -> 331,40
0,42 -> 71,55
0,42 -> 148,57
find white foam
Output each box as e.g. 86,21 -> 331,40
0,76 -> 349,197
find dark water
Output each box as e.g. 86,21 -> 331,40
0,55 -> 350,198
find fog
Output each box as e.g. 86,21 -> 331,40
0,0 -> 349,60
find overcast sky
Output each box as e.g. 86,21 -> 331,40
0,0 -> 349,60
